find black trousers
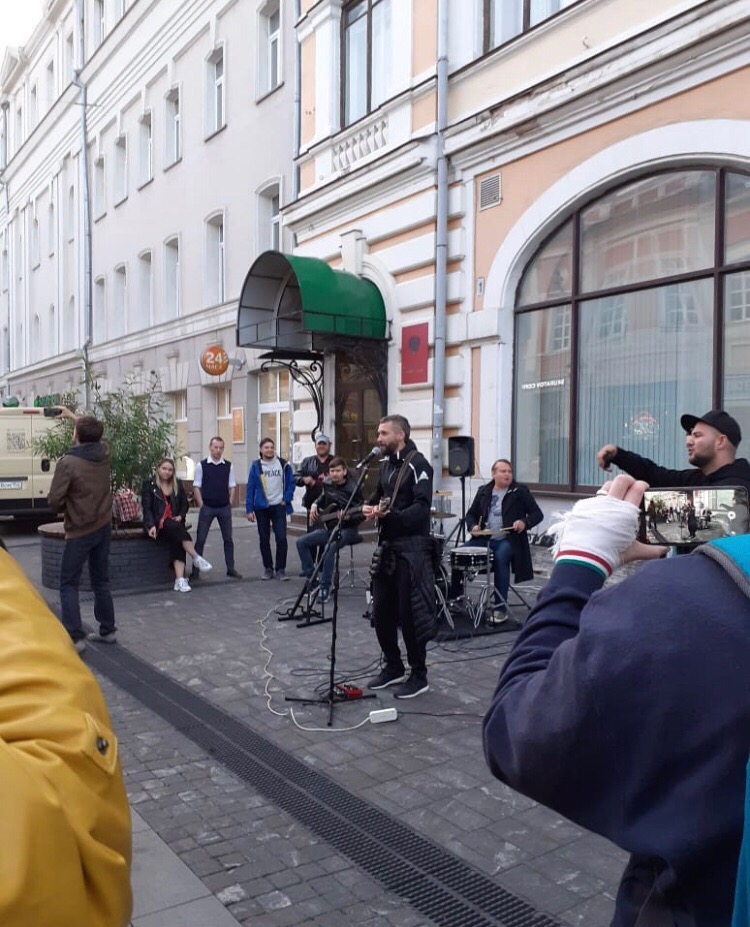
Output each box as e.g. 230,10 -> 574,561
372,555 -> 427,676
158,518 -> 191,565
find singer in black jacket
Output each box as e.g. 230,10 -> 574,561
363,415 -> 436,700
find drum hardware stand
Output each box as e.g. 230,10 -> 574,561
284,463 -> 377,726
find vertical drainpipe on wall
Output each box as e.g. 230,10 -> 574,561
73,0 -> 93,410
0,102 -> 10,385
431,0 -> 449,490
292,0 -> 301,202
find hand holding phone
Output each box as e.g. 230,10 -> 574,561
42,406 -> 63,418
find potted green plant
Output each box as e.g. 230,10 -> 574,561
34,372 -> 180,591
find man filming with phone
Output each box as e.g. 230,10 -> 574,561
483,474 -> 750,925
596,409 -> 750,492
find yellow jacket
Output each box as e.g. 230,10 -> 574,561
0,548 -> 132,927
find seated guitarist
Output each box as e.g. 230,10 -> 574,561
462,459 -> 543,624
295,457 -> 365,602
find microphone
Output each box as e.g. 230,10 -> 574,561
356,446 -> 382,469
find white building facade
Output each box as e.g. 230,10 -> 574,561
0,0 -> 293,483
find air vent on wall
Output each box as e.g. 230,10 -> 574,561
479,173 -> 502,210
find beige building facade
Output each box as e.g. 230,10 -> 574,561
284,0 -> 750,511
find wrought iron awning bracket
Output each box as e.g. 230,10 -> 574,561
260,356 -> 324,442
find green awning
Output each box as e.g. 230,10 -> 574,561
236,251 -> 387,354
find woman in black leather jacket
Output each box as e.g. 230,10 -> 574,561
141,458 -> 212,592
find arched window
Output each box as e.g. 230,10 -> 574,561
514,168 -> 750,491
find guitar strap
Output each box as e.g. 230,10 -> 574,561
386,449 -> 418,514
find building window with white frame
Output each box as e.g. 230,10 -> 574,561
115,0 -> 126,21
258,1 -> 281,96
113,264 -> 127,337
31,314 -> 41,363
31,216 -> 40,268
48,200 -> 55,256
15,105 -> 23,151
138,250 -> 153,325
94,0 -> 105,47
216,386 -> 233,449
46,60 -> 55,108
48,304 -> 57,355
29,85 -> 38,131
164,236 -> 180,318
138,111 -> 153,186
114,134 -> 128,203
165,87 -> 181,166
1,240 -> 8,291
93,156 -> 105,218
173,391 -> 188,459
258,369 -> 291,458
205,46 -> 225,137
257,182 -> 281,253
64,296 -> 76,351
67,185 -> 76,241
483,0 -> 579,52
205,213 -> 225,306
94,276 -> 106,342
65,32 -> 74,80
342,0 -> 391,127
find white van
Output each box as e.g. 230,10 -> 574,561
0,407 -> 59,518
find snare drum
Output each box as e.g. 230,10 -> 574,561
450,547 -> 494,572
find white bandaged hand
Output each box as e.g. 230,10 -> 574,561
548,495 -> 641,579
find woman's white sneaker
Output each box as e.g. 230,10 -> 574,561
193,555 -> 213,573
174,577 -> 191,593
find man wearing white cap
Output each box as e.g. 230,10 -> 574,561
596,409 -> 750,492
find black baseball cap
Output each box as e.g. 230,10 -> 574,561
680,410 -> 742,447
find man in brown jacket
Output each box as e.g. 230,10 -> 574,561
47,410 -> 116,653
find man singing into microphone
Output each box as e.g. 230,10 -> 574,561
363,415 -> 436,699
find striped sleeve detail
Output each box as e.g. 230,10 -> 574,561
554,549 -> 612,580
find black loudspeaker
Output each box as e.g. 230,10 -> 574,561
448,436 -> 475,477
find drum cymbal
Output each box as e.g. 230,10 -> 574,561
430,511 -> 457,519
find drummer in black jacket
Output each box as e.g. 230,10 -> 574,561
463,459 -> 543,623
363,415 -> 436,699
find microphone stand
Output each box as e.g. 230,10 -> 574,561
285,461 -> 377,724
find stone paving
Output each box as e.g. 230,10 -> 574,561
4,516 -> 627,926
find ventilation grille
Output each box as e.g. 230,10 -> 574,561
479,173 -> 502,210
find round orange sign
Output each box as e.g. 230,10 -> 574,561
200,345 -> 230,376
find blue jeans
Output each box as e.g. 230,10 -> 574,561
255,504 -> 288,571
297,526 -> 360,589
59,523 -> 116,641
195,503 -> 235,571
465,535 -> 513,604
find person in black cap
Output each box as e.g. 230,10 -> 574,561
596,409 -> 750,492
295,434 -> 334,528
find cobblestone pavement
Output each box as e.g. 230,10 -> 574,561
5,517 -> 626,927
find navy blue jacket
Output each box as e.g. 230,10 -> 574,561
483,550 -> 750,926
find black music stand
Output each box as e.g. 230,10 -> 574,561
284,462 -> 377,725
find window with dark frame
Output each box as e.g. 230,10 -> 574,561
512,168 -> 750,493
483,0 -> 580,54
342,0 -> 391,128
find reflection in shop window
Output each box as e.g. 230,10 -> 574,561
513,168 -> 750,491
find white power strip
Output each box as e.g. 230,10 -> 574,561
369,707 -> 398,724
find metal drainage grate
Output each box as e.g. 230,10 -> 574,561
90,644 -> 562,927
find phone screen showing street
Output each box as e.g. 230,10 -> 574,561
641,486 -> 749,550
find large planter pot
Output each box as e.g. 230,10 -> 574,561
39,521 -> 173,591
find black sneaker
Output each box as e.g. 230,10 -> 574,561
367,666 -> 407,690
392,674 -> 429,699
227,569 -> 243,579
318,587 -> 330,603
190,569 -> 200,581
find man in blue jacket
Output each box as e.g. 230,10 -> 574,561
246,437 -> 295,581
483,474 -> 750,926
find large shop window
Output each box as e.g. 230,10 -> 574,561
514,168 -> 750,491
